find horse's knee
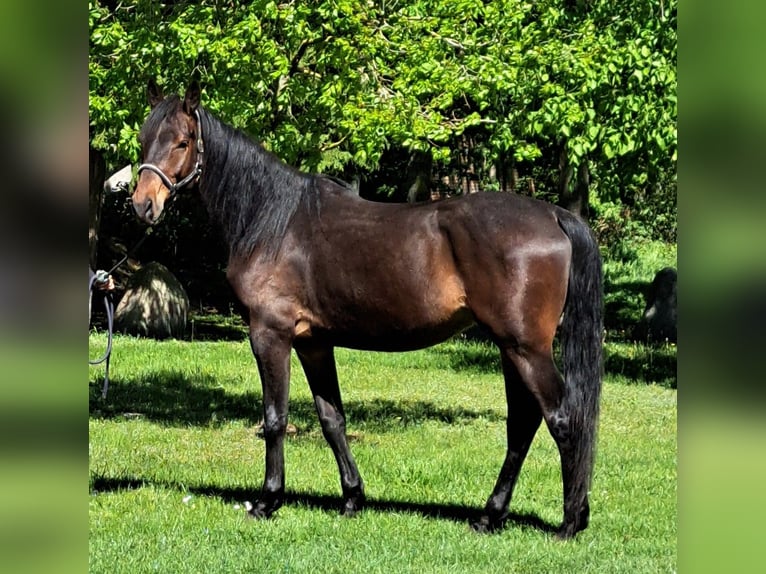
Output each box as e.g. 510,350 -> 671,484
262,406 -> 288,440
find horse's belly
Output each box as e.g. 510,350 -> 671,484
303,250 -> 472,351
311,306 -> 475,352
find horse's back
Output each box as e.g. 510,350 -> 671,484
435,191 -> 566,240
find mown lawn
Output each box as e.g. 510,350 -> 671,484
89,334 -> 676,573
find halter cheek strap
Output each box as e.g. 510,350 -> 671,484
137,109 -> 204,198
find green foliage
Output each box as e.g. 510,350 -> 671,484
90,0 -> 384,171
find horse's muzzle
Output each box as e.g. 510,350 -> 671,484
132,194 -> 163,225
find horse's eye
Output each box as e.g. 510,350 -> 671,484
177,141 -> 189,150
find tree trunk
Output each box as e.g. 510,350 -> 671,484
557,145 -> 590,219
495,151 -> 517,193
465,134 -> 480,194
405,150 -> 432,203
89,147 -> 105,269
527,176 -> 536,196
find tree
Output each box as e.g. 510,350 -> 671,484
90,1 -> 675,200
360,0 -> 676,216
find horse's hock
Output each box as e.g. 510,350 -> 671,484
636,267 -> 677,344
114,262 -> 189,339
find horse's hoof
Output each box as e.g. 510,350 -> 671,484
470,516 -> 499,534
247,501 -> 277,520
341,505 -> 360,518
470,521 -> 490,534
554,521 -> 587,540
554,525 -> 575,540
555,506 -> 589,539
340,493 -> 365,517
247,508 -> 270,520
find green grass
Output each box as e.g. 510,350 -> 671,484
89,334 -> 676,573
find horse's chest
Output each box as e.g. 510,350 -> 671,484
227,262 -> 306,314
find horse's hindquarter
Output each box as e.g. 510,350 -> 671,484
436,193 -> 572,348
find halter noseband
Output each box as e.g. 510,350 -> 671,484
137,109 -> 204,198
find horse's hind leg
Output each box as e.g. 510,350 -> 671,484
472,350 -> 543,533
508,348 -> 591,539
296,344 -> 365,516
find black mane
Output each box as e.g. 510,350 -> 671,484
146,97 -> 316,259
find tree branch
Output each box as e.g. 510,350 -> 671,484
270,37 -> 324,131
319,134 -> 349,152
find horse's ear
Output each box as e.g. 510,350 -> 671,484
183,80 -> 200,115
147,78 -> 164,109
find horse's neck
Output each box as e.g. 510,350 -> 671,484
201,112 -> 292,192
198,111 -> 314,259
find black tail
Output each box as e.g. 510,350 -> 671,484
556,209 -> 604,501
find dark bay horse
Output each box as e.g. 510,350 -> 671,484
131,80 -> 603,539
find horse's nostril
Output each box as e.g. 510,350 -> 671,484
144,198 -> 153,221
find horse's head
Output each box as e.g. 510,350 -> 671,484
131,79 -> 203,225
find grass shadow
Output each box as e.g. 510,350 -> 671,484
187,312 -> 248,342
90,370 -> 503,429
89,371 -> 260,425
603,279 -> 649,337
427,337 -> 502,374
605,344 -> 677,388
89,476 -> 557,534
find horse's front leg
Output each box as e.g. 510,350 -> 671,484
248,325 -> 292,519
296,344 -> 365,516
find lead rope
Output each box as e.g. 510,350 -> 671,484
89,227 -> 153,399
